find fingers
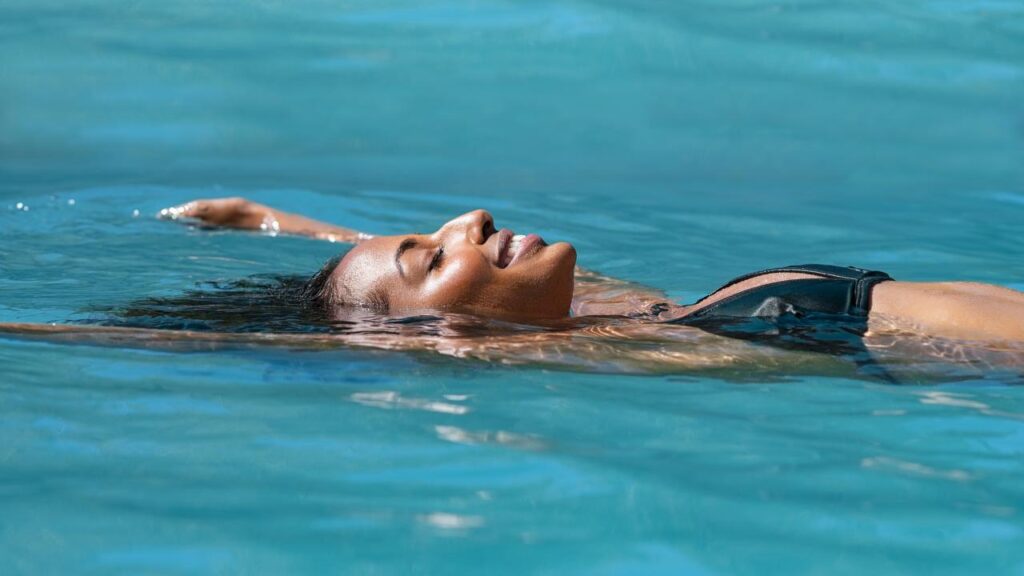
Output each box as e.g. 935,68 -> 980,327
158,197 -> 248,222
158,201 -> 199,220
158,197 -> 269,231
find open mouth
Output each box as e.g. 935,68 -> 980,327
495,230 -> 545,268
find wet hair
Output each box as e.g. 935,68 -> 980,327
79,254 -> 390,333
300,255 -> 344,310
301,254 -> 389,314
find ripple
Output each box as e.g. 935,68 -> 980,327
350,391 -> 469,415
434,425 -> 545,450
417,512 -> 485,531
861,456 -> 972,482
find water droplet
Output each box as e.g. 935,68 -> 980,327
260,216 -> 281,237
67,198 -> 76,206
132,209 -> 140,218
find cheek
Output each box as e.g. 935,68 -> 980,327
422,257 -> 493,307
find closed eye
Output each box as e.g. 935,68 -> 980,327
428,246 -> 444,272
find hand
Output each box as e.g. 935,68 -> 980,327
158,197 -> 277,231
159,197 -> 368,242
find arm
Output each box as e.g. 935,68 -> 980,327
162,197 -> 673,316
869,281 -> 1024,342
159,197 -> 372,243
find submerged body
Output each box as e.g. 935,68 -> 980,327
3,197 -> 1024,382
174,197 -> 1024,341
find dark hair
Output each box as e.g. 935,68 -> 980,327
301,255 -> 343,310
76,256 -> 340,333
301,254 -> 389,314
79,254 -> 395,333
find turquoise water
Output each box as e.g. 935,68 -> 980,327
3,0 -> 1024,573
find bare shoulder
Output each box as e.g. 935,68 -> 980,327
872,281 -> 1024,311
869,281 -> 1024,341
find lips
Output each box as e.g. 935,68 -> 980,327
495,229 -> 545,268
494,229 -> 514,268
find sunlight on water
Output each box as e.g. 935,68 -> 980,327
2,0 -> 1024,573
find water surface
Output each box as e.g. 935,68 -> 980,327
2,0 -> 1024,573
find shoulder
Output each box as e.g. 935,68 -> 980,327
868,281 -> 1024,341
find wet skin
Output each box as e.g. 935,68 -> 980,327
4,196 -> 1024,383
153,197 -> 1024,342
330,210 -> 577,321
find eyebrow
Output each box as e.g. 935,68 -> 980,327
394,238 -> 417,278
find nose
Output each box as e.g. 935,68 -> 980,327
436,209 -> 494,245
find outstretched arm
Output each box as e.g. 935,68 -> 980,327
163,196 -> 679,317
163,197 -> 673,315
159,197 -> 372,243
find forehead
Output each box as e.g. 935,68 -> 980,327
334,236 -> 403,296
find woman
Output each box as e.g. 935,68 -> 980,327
2,196 -> 1023,380
160,197 -> 1024,343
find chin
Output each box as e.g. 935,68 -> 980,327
476,243 -> 577,321
550,241 -> 577,269
544,242 -> 576,316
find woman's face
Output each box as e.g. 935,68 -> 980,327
329,210 -> 577,320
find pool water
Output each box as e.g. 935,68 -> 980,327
3,0 -> 1024,573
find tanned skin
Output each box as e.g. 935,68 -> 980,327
1,197 -> 1023,380
159,197 -> 1024,342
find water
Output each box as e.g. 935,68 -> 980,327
2,0 -> 1024,573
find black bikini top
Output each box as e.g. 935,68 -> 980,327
663,264 -> 894,358
684,264 -> 893,322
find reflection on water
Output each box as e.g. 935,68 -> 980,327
434,425 -> 545,450
6,300 -> 1024,384
861,456 -> 972,482
417,512 -> 486,531
51,267 -> 1024,383
2,0 -> 1024,572
351,391 -> 470,415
